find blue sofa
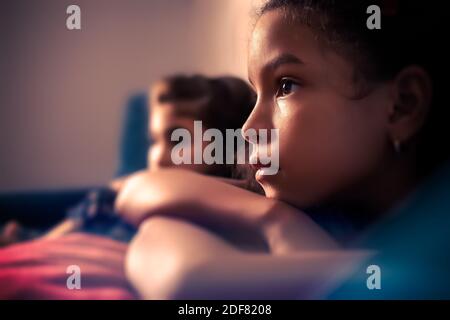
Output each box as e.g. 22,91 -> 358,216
0,93 -> 151,229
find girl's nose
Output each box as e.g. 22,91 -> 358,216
242,97 -> 273,143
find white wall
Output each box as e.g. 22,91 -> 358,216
0,0 -> 259,191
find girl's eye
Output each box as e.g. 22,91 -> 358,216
277,78 -> 299,97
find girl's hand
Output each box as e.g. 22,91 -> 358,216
115,169 -> 267,224
115,169 -> 338,254
109,175 -> 131,192
115,169 -> 271,250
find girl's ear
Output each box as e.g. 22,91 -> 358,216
387,66 -> 432,149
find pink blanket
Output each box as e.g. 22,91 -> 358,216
0,233 -> 137,299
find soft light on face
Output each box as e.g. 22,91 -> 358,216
243,10 -> 392,208
148,98 -> 215,174
148,105 -> 192,170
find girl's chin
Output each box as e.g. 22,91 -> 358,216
255,168 -> 281,193
258,174 -> 313,209
258,180 -> 281,200
262,187 -> 307,209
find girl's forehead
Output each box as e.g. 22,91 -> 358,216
248,10 -> 356,89
249,11 -> 319,69
248,11 -> 320,75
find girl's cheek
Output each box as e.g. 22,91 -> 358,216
274,114 -> 303,168
273,98 -> 303,139
275,98 -> 290,117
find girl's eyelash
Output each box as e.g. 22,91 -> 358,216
276,77 -> 300,97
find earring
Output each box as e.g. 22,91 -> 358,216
393,139 -> 402,154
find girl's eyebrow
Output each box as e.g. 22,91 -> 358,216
248,53 -> 305,85
266,53 -> 304,72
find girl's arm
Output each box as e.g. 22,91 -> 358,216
115,169 -> 338,253
126,217 -> 372,300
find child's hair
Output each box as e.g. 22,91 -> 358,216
156,74 -> 256,134
259,0 -> 450,177
154,74 -> 262,190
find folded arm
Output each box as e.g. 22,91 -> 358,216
126,217 -> 372,300
115,169 -> 338,254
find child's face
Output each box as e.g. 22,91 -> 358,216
148,83 -> 217,175
244,10 -> 392,208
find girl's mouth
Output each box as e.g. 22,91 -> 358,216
249,162 -> 280,180
249,150 -> 280,178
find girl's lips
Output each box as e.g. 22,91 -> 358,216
249,154 -> 280,177
249,154 -> 270,170
249,162 -> 264,171
249,162 -> 272,171
255,167 -> 268,179
250,163 -> 280,180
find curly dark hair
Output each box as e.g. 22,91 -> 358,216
259,0 -> 450,177
154,74 -> 262,192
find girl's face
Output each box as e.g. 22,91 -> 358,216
148,104 -> 216,175
148,82 -> 219,175
244,10 -> 392,208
